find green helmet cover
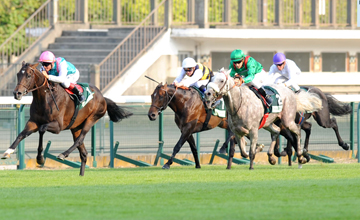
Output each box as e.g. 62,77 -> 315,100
230,49 -> 245,62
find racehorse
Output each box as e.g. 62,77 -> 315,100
148,83 -> 257,169
1,62 -> 132,176
204,69 -> 323,169
274,86 -> 352,165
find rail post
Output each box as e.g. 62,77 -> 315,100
91,124 -> 97,167
109,121 -> 114,168
351,102 -> 355,158
17,105 -> 25,170
357,102 -> 360,162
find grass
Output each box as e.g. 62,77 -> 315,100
1,163 -> 360,220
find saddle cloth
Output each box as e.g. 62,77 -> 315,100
65,83 -> 94,110
250,86 -> 283,114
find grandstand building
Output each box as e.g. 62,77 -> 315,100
0,0 -> 359,98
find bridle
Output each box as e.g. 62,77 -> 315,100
17,65 -> 48,95
151,85 -> 177,113
209,71 -> 242,116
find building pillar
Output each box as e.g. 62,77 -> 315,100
113,0 -> 121,25
259,0 -> 268,26
311,0 -> 319,28
165,0 -> 173,28
347,0 -> 356,28
223,0 -> 231,26
275,0 -> 283,27
238,0 -> 246,27
195,0 -> 209,28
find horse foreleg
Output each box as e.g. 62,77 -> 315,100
186,135 -> 201,169
36,122 -> 61,166
219,130 -> 234,154
2,121 -> 38,159
226,138 -> 236,169
248,131 -> 259,170
163,122 -> 196,169
235,135 -> 248,158
264,124 -> 280,165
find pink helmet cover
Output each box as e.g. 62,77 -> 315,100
39,51 -> 55,62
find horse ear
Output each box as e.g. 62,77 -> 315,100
34,63 -> 39,68
22,61 -> 26,66
226,69 -> 231,76
164,83 -> 167,89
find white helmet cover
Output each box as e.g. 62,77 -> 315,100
182,57 -> 196,68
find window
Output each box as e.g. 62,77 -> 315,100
285,52 -> 310,72
322,53 -> 346,72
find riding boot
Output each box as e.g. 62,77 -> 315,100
71,85 -> 85,103
258,87 -> 272,106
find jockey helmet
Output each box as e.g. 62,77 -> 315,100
182,57 -> 196,68
39,51 -> 55,63
273,53 -> 286,64
230,49 -> 245,62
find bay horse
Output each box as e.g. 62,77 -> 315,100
148,83 -> 257,169
274,86 -> 352,165
1,62 -> 132,176
204,69 -> 323,169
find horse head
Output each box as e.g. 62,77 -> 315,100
13,62 -> 46,100
148,82 -> 172,121
204,68 -> 232,109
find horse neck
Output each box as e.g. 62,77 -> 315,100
221,80 -> 243,115
166,86 -> 189,112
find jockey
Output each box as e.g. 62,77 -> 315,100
173,57 -> 213,93
39,51 -> 85,103
268,52 -> 301,93
229,49 -> 272,106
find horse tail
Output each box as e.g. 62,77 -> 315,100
325,94 -> 352,116
295,91 -> 323,113
105,98 -> 133,122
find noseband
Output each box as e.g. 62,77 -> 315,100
151,86 -> 177,113
17,66 -> 48,95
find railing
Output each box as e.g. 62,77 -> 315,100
0,0 -> 53,92
97,0 -> 169,91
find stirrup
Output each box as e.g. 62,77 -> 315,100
211,100 -> 221,108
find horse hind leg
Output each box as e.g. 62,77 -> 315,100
187,135 -> 201,169
78,143 -> 88,176
329,117 -> 349,150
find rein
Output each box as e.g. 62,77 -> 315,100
218,71 -> 242,116
151,86 -> 178,113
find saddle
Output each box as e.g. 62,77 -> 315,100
63,83 -> 94,129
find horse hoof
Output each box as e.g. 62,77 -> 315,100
162,164 -> 170,169
57,154 -> 65,161
226,167 -> 231,170
268,157 -> 276,165
249,167 -> 254,170
342,143 -> 350,151
195,166 -> 201,169
256,144 -> 264,152
36,156 -> 45,165
1,153 -> 10,159
219,147 -> 227,154
280,151 -> 288,157
305,155 -> 311,163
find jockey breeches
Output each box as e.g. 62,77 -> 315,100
190,79 -> 210,89
61,70 -> 80,88
274,75 -> 300,91
243,69 -> 267,89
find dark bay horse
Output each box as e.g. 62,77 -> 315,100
274,86 -> 352,165
205,70 -> 323,169
148,83 -> 244,169
1,62 -> 132,176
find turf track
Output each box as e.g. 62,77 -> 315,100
1,163 -> 360,219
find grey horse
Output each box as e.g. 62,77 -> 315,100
204,69 -> 322,170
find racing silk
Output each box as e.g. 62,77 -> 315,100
268,59 -> 301,90
40,57 -> 77,84
173,63 -> 213,87
229,56 -> 263,84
